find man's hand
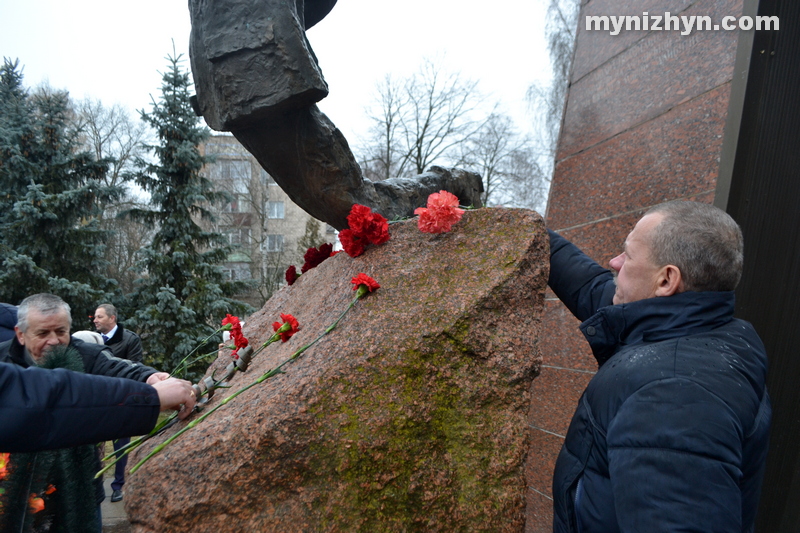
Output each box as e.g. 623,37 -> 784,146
145,372 -> 171,385
151,378 -> 197,419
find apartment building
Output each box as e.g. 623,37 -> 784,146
200,134 -> 335,306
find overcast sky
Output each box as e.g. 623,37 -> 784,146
1,0 -> 552,144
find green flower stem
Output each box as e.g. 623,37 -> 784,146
326,294 -> 359,334
96,338 -> 275,476
127,293 -> 365,474
172,325 -> 231,377
130,387 -> 241,474
176,349 -> 224,375
95,412 -> 180,479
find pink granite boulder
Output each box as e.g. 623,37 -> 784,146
125,207 -> 548,532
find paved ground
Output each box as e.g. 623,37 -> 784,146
101,477 -> 131,533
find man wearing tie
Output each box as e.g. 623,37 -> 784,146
94,303 -> 144,503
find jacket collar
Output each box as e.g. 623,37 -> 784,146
579,291 -> 736,365
106,324 -> 125,345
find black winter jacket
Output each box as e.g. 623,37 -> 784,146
0,362 -> 160,453
548,230 -> 771,533
104,323 -> 144,363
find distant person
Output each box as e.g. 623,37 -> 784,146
0,302 -> 17,342
94,303 -> 144,502
547,201 -> 771,532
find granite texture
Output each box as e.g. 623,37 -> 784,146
538,299 -> 596,373
525,489 -> 555,533
549,83 -> 730,230
559,0 -> 742,159
528,367 -> 595,439
524,422 -> 566,502
573,0 -> 696,81
125,208 -> 548,532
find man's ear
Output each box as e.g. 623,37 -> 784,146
14,325 -> 25,345
655,264 -> 684,297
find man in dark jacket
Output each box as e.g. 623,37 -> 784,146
1,362 -> 197,453
94,303 -> 145,501
548,201 -> 771,532
94,303 -> 143,362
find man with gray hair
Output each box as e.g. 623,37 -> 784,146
93,302 -> 145,501
547,201 -> 771,532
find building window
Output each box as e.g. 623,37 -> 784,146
212,158 -> 250,212
268,201 -> 285,219
222,193 -> 251,213
221,227 -> 251,246
263,234 -> 284,252
262,169 -> 278,186
216,159 -> 250,181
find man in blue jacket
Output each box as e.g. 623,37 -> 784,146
0,302 -> 17,342
548,201 -> 771,532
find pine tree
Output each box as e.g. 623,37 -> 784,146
125,53 -> 250,377
296,217 -> 325,255
0,58 -> 120,325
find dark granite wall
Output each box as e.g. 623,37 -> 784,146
525,0 -> 745,529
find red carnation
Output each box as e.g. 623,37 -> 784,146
346,204 -> 375,235
221,314 -> 241,329
351,273 -> 380,294
231,328 -> 249,350
301,243 -> 334,273
29,495 -> 45,514
414,190 -> 465,234
340,204 -> 390,257
222,314 -> 248,355
285,265 -> 298,285
272,313 -> 300,342
338,228 -> 367,257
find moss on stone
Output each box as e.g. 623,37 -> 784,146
306,344 -> 523,531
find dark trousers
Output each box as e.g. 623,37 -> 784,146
111,437 -> 130,491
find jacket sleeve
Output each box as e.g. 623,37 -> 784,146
606,378 -> 745,532
0,363 -> 160,453
72,338 -> 157,382
548,229 -> 616,321
126,332 -> 144,364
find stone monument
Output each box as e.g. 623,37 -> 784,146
125,209 -> 548,531
187,0 -> 484,230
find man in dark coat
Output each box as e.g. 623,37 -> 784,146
548,201 -> 771,532
93,303 -> 145,501
1,362 -> 197,453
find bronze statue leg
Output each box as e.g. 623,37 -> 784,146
189,0 -> 482,230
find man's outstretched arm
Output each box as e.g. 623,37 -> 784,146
0,362 -> 195,452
